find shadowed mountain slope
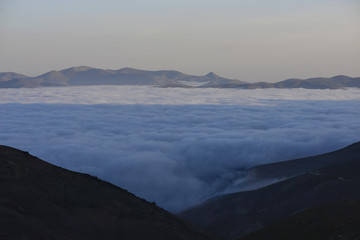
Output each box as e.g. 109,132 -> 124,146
232,142 -> 360,191
239,199 -> 360,240
0,145 -> 215,240
179,142 -> 360,240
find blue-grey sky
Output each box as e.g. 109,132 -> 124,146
0,0 -> 359,82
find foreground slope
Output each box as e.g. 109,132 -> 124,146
239,199 -> 360,240
180,142 -> 360,240
0,145 -> 215,240
233,142 -> 360,191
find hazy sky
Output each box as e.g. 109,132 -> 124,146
0,0 -> 359,82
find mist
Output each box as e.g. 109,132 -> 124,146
0,86 -> 359,212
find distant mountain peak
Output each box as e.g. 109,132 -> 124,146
42,70 -> 65,77
69,66 -> 93,72
0,72 -> 28,82
332,75 -> 352,80
118,67 -> 144,74
205,72 -> 219,78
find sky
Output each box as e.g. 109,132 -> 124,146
0,0 -> 359,82
1,86 -> 360,211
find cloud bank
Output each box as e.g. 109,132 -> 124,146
0,87 -> 359,212
1,86 -> 360,105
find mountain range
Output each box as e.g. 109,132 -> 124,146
0,67 -> 359,89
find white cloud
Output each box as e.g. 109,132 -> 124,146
0,86 -> 360,105
0,86 -> 359,212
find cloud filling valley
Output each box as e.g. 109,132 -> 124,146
1,86 -> 359,212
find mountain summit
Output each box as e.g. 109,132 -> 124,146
205,72 -> 219,78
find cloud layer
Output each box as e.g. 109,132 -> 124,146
1,86 -> 360,105
0,87 -> 359,212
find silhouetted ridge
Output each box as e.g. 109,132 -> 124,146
0,145 -> 215,240
180,142 -> 360,240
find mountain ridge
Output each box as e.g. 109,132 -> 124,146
179,142 -> 360,240
0,145 -> 216,240
0,67 -> 358,89
228,141 -> 360,192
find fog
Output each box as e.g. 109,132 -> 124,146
0,86 -> 359,212
1,86 -> 360,104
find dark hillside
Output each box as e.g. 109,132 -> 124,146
180,142 -> 360,240
0,145 -> 215,240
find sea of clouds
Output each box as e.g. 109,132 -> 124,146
1,86 -> 360,212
